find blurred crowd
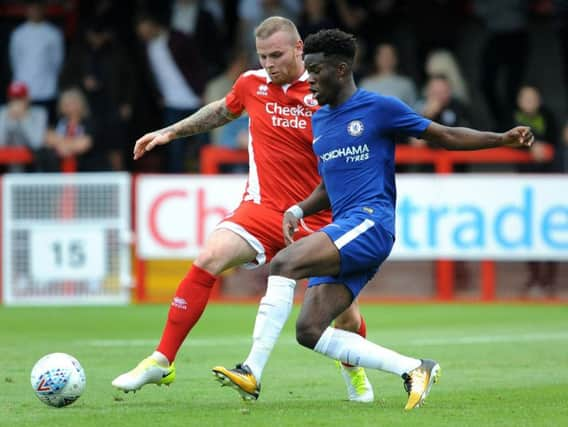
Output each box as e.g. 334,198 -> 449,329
0,0 -> 566,294
0,0 -> 567,175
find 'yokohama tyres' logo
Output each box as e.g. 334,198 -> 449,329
320,144 -> 370,163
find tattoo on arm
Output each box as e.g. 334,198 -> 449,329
166,99 -> 239,138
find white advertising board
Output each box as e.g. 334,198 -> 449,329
392,175 -> 567,260
137,175 -> 247,258
136,175 -> 568,260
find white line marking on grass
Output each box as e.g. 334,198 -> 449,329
78,331 -> 568,348
78,337 -> 256,347
408,331 -> 568,346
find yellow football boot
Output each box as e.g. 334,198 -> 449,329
212,364 -> 260,401
402,359 -> 440,410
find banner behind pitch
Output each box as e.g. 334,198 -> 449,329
136,175 -> 568,260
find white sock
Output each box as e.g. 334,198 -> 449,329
243,275 -> 296,381
151,351 -> 170,367
314,327 -> 421,376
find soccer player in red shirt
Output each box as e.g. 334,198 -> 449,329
112,17 -> 373,402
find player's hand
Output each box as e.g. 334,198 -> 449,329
283,212 -> 299,246
502,126 -> 534,148
133,129 -> 174,160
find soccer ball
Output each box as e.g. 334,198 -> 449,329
30,353 -> 86,407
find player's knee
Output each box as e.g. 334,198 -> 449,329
194,247 -> 225,275
270,249 -> 301,278
269,253 -> 288,276
334,312 -> 360,333
296,319 -> 323,349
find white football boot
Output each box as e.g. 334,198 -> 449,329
112,355 -> 175,392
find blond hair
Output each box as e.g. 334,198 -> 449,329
254,16 -> 300,42
425,50 -> 469,104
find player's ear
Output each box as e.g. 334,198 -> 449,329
296,39 -> 304,55
337,62 -> 348,79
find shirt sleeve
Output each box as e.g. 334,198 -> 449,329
50,27 -> 64,74
9,29 -> 20,75
382,96 -> 431,137
225,74 -> 246,116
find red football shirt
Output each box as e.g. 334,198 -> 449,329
225,68 -> 324,213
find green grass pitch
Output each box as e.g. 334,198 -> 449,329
1,303 -> 567,426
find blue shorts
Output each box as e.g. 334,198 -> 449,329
307,211 -> 394,298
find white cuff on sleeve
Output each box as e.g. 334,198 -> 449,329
285,205 -> 304,219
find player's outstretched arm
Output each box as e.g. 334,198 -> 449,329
283,182 -> 330,245
133,98 -> 240,160
422,122 -> 534,151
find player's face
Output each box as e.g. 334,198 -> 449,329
256,31 -> 303,85
304,53 -> 340,106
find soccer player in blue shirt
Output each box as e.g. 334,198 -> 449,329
267,29 -> 533,410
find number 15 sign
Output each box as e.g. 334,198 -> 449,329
30,227 -> 107,281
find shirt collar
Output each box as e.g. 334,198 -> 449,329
265,69 -> 309,84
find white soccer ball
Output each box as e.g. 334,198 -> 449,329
30,352 -> 86,407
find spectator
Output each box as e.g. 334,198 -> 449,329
424,49 -> 469,105
553,0 -> 568,108
406,0 -> 466,83
333,0 -> 403,67
9,0 -> 64,125
298,0 -> 336,39
511,84 -> 559,298
511,85 -> 558,173
61,22 -> 136,171
415,74 -> 470,131
236,0 -> 301,57
136,14 -> 208,173
43,88 -> 109,172
200,0 -> 226,28
77,0 -> 132,45
475,0 -> 530,128
0,81 -> 47,172
333,0 -> 366,34
203,51 -> 249,150
360,43 -> 418,107
169,0 -> 225,78
414,74 -> 471,171
332,0 -> 374,66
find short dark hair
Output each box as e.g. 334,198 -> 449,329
303,29 -> 357,65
